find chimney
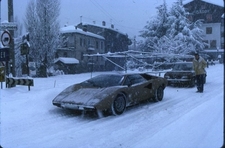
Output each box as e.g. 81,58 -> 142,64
83,25 -> 87,32
102,21 -> 106,26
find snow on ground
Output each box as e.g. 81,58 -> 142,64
0,64 -> 224,148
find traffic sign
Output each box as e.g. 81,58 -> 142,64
1,31 -> 11,46
0,22 -> 17,31
0,48 -> 10,61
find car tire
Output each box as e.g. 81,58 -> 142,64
153,86 -> 164,102
111,94 -> 126,115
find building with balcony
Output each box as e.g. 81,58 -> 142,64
76,21 -> 132,71
55,25 -> 105,74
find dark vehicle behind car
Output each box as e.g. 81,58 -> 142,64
164,62 -> 196,87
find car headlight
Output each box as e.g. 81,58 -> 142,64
181,76 -> 189,79
164,75 -> 170,79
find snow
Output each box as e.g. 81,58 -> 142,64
0,64 -> 223,148
54,57 -> 79,64
60,25 -> 105,40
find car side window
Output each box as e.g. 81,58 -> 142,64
124,75 -> 147,86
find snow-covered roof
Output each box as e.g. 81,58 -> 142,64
184,0 -> 224,7
60,25 -> 105,40
54,57 -> 79,64
80,22 -> 127,36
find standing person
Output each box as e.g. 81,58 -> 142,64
193,52 -> 207,93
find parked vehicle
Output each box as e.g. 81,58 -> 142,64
164,62 -> 197,87
52,73 -> 168,116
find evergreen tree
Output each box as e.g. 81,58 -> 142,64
139,0 -> 205,55
167,0 -> 205,54
25,0 -> 60,77
140,0 -> 169,52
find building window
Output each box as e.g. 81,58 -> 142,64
68,35 -> 74,47
206,27 -> 212,34
101,41 -> 104,50
96,41 -> 99,49
201,5 -> 206,9
55,52 -> 59,58
203,40 -> 209,49
81,52 -> 84,60
88,39 -> 91,46
83,38 -> 86,47
80,38 -> 83,46
206,14 -> 212,22
210,40 -> 216,48
63,52 -> 68,57
221,31 -> 224,37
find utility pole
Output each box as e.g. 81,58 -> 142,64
8,0 -> 15,76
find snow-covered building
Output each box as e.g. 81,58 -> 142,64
76,21 -> 132,71
76,21 -> 132,53
77,21 -> 132,70
55,25 -> 105,74
184,0 -> 224,50
56,22 -> 132,74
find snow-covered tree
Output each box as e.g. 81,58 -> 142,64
13,16 -> 25,76
166,0 -> 205,54
139,0 -> 205,54
25,0 -> 60,77
140,0 -> 169,52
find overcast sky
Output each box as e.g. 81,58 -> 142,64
0,0 -> 223,40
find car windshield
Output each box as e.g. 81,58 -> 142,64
172,63 -> 193,71
85,74 -> 123,88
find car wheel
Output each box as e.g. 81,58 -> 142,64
153,86 -> 164,102
111,94 -> 126,115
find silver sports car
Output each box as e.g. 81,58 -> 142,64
52,73 -> 167,116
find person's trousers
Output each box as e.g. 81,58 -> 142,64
196,74 -> 205,92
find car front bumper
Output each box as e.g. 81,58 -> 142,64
53,102 -> 95,111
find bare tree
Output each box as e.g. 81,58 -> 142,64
25,0 -> 60,77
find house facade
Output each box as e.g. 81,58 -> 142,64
55,25 -> 105,73
76,21 -> 132,53
55,22 -> 132,74
184,0 -> 224,60
76,22 -> 132,71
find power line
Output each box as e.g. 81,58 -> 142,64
88,0 -> 119,24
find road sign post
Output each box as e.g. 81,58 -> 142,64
0,66 -> 5,89
0,22 -> 17,31
0,48 -> 10,61
1,30 -> 11,46
1,22 -> 18,76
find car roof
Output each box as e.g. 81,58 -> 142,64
174,62 -> 192,64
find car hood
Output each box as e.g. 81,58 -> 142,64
165,71 -> 195,75
53,85 -> 125,106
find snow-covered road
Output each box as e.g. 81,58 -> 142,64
1,64 -> 223,148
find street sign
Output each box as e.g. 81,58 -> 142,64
0,22 -> 17,30
6,77 -> 34,91
1,30 -> 11,46
0,48 -> 10,61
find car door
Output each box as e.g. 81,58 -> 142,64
123,74 -> 150,104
